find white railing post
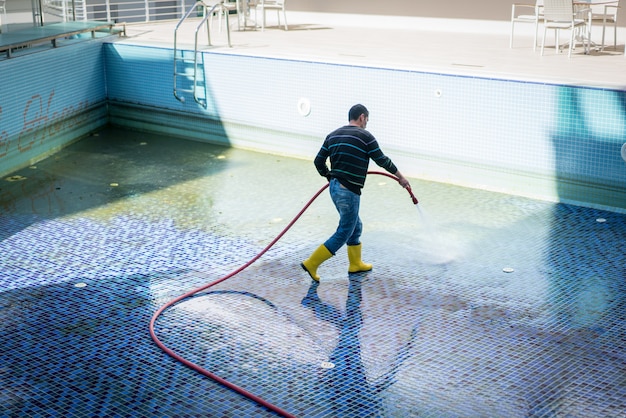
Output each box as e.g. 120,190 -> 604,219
76,0 -> 195,23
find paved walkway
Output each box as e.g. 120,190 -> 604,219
118,11 -> 626,89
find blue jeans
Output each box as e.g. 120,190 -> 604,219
324,178 -> 362,254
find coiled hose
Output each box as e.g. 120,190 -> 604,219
148,171 -> 418,418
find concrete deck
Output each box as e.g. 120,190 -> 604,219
117,11 -> 626,89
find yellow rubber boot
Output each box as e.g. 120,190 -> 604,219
301,244 -> 333,281
347,243 -> 373,273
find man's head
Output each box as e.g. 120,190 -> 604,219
349,104 -> 369,129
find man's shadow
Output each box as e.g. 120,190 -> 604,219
301,273 -> 417,417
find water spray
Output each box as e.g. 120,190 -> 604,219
149,170 -> 419,418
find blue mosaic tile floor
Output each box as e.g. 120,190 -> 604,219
1,127 -> 625,417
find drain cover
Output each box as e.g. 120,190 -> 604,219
320,361 -> 335,369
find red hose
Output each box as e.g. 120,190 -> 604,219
148,171 -> 416,417
370,171 -> 419,204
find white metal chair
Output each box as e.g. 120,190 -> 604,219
589,1 -> 620,51
254,0 -> 287,31
510,0 -> 544,50
541,0 -> 591,57
214,0 -> 242,31
200,0 -> 245,33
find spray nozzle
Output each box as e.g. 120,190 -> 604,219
407,187 -> 419,205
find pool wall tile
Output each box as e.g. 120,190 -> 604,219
0,39 -> 109,179
104,43 -> 626,211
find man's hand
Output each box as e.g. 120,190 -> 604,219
395,171 -> 410,189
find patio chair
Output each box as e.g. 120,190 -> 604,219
510,0 -> 544,50
541,0 -> 591,57
254,0 -> 287,31
212,0 -> 243,32
207,0 -> 244,32
589,1 -> 620,51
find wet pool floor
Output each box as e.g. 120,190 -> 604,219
1,127 -> 625,417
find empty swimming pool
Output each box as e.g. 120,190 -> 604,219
1,127 -> 625,417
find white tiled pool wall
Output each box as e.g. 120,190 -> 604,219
2,41 -> 625,211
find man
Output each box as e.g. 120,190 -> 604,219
301,104 -> 411,281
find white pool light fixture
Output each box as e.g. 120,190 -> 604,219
502,267 -> 514,273
297,97 -> 311,117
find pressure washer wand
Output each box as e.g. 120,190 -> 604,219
367,171 -> 419,205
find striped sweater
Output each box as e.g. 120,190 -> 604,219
314,125 -> 398,195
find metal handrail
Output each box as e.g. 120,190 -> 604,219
33,0 -> 219,25
173,1 -> 231,106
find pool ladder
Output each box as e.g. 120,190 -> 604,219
173,0 -> 232,107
